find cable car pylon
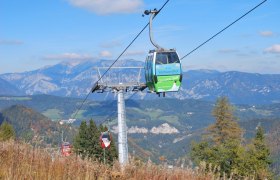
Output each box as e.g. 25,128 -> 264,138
92,67 -> 147,166
117,89 -> 128,165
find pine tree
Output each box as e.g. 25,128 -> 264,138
251,126 -> 272,179
191,97 -> 274,177
88,119 -> 103,160
74,120 -> 118,164
207,97 -> 242,144
0,121 -> 15,141
233,126 -> 273,178
191,97 -> 243,175
73,121 -> 89,159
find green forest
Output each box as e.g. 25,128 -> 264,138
191,97 -> 272,179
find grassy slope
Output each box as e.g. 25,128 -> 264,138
0,141 -> 213,180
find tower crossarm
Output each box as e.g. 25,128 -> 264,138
91,66 -> 147,93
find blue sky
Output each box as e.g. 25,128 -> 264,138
0,0 -> 279,74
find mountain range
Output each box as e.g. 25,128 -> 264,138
0,77 -> 23,95
0,59 -> 280,104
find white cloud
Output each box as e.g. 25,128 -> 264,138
44,53 -> 94,60
0,39 -> 23,45
264,44 -> 280,54
99,50 -> 112,58
67,0 -> 143,15
259,31 -> 274,37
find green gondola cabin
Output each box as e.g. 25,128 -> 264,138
145,49 -> 182,94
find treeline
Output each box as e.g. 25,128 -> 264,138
191,97 -> 272,179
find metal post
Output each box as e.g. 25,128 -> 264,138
103,149 -> 106,164
117,89 -> 128,166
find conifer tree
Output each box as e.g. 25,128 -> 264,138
88,119 -> 103,160
191,97 -> 243,175
251,126 -> 272,178
0,121 -> 15,141
191,98 -> 274,178
233,126 -> 273,178
207,97 -> 242,144
74,120 -> 118,164
73,121 -> 89,159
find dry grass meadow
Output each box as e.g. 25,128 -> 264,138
0,141 -> 215,180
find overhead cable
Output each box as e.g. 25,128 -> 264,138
180,0 -> 267,60
71,0 -> 170,120
95,0 -> 268,124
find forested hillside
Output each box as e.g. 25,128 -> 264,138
0,105 -> 76,146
